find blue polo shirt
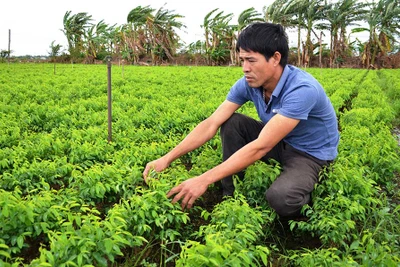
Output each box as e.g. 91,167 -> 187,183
227,65 -> 339,161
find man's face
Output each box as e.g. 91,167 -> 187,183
239,48 -> 278,90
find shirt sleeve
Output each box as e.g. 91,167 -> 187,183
279,83 -> 318,120
226,77 -> 250,105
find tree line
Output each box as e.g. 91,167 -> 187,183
46,0 -> 400,68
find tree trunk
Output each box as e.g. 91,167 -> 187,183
205,29 -> 211,65
371,34 -> 378,67
319,31 -> 322,68
329,31 -> 333,68
297,24 -> 301,67
230,37 -> 235,65
332,33 -> 338,68
305,23 -> 313,68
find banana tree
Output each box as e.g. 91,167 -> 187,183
264,0 -> 295,27
264,0 -> 301,65
103,24 -> 121,57
127,5 -> 155,64
280,0 -> 326,67
84,20 -> 113,63
232,7 -> 265,65
358,0 -> 400,67
114,24 -> 140,63
202,8 -> 218,63
147,6 -> 185,64
127,5 -> 185,65
49,41 -> 62,74
62,11 -> 93,62
202,8 -> 233,65
303,0 -> 326,67
322,0 -> 369,67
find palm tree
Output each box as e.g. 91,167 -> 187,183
323,0 -> 369,67
49,41 -> 62,74
232,8 -> 265,64
337,1 -> 369,58
302,0 -> 326,67
188,40 -> 204,55
84,20 -> 112,63
127,5 -> 185,65
360,0 -> 400,67
62,11 -> 93,62
202,8 -> 219,63
264,0 -> 296,27
127,5 -> 155,64
264,0 -> 302,65
103,24 -> 120,56
202,8 -> 233,65
275,0 -> 326,67
115,24 -> 138,63
147,6 -> 185,64
237,7 -> 265,32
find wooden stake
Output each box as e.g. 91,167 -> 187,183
8,29 -> 11,63
107,56 -> 112,143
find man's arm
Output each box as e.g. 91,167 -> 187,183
143,100 -> 241,180
167,113 -> 300,210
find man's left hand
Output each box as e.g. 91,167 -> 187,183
167,176 -> 209,210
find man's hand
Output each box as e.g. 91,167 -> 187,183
167,176 -> 209,210
142,156 -> 170,183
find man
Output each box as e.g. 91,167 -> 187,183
143,22 -> 339,217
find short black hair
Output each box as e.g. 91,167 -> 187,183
236,22 -> 289,67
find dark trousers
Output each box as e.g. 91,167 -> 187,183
220,113 -> 331,217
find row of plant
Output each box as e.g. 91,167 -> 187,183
0,64 -> 399,266
177,195 -> 274,266
287,69 -> 400,265
308,69 -> 367,113
169,68 -> 400,266
0,64 -> 239,266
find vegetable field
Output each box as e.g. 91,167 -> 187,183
0,63 -> 399,266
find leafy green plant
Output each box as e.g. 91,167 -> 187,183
235,159 -> 281,207
1,64 -> 400,266
177,195 -> 274,266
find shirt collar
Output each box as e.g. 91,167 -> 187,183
271,65 -> 290,98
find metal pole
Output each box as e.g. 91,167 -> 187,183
107,56 -> 112,143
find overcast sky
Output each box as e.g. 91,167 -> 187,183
1,0 -> 368,56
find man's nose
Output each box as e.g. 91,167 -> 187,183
242,61 -> 250,73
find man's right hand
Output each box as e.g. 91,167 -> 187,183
142,156 -> 171,183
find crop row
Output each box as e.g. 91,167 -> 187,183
289,69 -> 400,265
0,64 -> 399,266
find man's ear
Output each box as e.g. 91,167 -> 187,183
273,52 -> 281,66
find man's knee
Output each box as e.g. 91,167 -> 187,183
265,185 -> 310,217
220,113 -> 243,135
